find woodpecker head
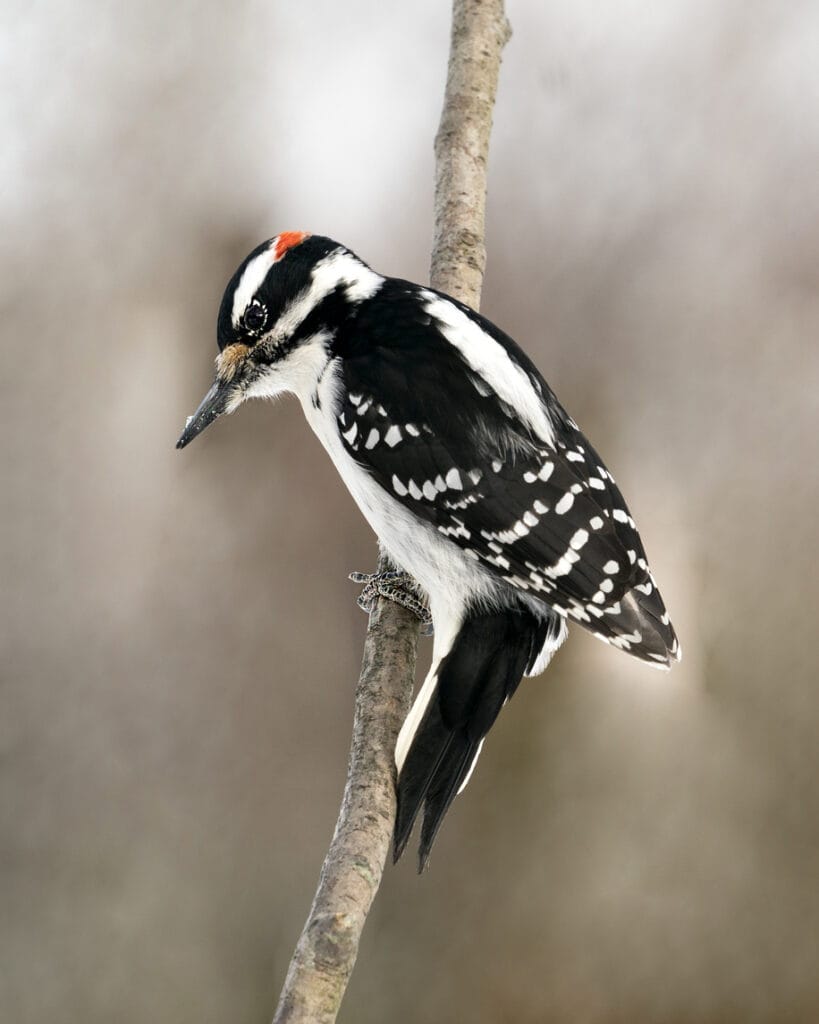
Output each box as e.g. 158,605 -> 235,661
176,232 -> 382,449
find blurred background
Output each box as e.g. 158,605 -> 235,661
2,1 -> 818,1021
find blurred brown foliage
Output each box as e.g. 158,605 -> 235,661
2,3 -> 818,1022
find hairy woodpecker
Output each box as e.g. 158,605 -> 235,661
177,232 -> 680,869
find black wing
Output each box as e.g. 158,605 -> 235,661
334,281 -> 679,667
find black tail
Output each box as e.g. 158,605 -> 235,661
394,606 -> 553,871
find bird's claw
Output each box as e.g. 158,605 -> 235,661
349,570 -> 433,634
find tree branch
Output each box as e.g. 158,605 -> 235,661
432,0 -> 511,305
272,2 -> 510,1021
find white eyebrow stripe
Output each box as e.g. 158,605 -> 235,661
231,243 -> 277,326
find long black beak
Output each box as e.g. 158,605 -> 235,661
176,380 -> 232,449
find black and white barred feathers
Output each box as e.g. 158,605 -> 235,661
333,278 -> 678,668
177,233 -> 681,870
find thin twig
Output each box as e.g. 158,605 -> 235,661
272,553 -> 418,1023
272,2 -> 510,1021
432,0 -> 511,305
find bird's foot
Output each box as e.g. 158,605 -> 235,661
349,570 -> 433,634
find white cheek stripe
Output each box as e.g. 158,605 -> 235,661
422,293 -> 555,447
271,251 -> 383,345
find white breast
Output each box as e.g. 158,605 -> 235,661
299,360 -> 501,620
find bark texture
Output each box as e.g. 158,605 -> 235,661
431,0 -> 511,304
272,2 -> 510,1021
272,552 -> 418,1024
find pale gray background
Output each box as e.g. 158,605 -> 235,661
2,1 -> 818,1021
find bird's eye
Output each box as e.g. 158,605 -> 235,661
243,302 -> 268,334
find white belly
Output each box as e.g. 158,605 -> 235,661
300,364 -> 501,619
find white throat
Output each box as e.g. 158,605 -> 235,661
244,331 -> 334,403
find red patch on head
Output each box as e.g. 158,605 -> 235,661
273,231 -> 309,261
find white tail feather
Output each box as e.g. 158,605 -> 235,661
395,668 -> 438,773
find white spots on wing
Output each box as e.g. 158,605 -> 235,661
468,468 -> 483,485
603,559 -> 619,574
660,612 -> 670,626
555,492 -> 574,515
533,500 -> 549,515
502,574 -> 531,591
445,468 -> 463,490
437,517 -> 471,540
443,493 -> 481,510
341,422 -> 358,445
570,529 -> 589,550
376,404 -> 387,417
394,465 -> 481,507
422,292 -> 557,446
589,477 -> 605,490
539,462 -> 555,482
590,516 -> 604,530
599,578 -> 614,594
487,553 -> 511,570
492,460 -> 503,473
358,397 -> 372,415
637,557 -> 647,570
566,450 -> 584,462
522,510 -> 539,528
384,424 -> 402,447
405,423 -> 420,437
364,428 -> 379,449
635,581 -> 654,595
627,549 -> 637,564
551,555 -> 575,577
614,630 -> 642,646
349,393 -> 362,406
612,509 -> 629,524
523,470 -> 538,483
488,522 -> 525,544
591,590 -> 606,605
